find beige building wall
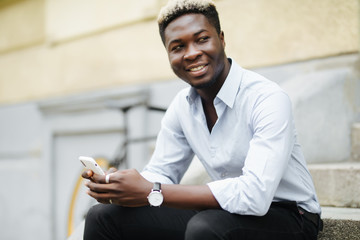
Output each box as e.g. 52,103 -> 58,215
0,0 -> 359,104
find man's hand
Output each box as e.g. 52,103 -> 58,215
82,168 -> 153,207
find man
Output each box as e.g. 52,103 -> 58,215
83,0 -> 322,239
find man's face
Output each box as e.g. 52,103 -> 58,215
164,13 -> 227,89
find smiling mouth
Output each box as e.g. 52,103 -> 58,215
187,63 -> 210,73
189,65 -> 206,72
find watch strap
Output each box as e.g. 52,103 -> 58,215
153,182 -> 161,192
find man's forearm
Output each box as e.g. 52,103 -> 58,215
161,184 -> 221,209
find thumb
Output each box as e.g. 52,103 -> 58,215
81,170 -> 93,179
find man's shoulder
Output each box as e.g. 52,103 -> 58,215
229,60 -> 279,93
241,69 -> 284,96
233,68 -> 291,111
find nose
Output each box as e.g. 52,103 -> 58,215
184,43 -> 202,61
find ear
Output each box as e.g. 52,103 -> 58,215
219,31 -> 225,48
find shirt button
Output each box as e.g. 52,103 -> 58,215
210,147 -> 216,157
221,171 -> 228,178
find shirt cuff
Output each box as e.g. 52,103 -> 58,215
141,170 -> 175,184
207,178 -> 243,214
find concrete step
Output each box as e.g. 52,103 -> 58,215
308,162 -> 360,208
351,123 -> 360,161
322,206 -> 360,221
310,161 -> 360,239
319,207 -> 360,240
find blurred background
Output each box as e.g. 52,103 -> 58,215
0,0 -> 359,239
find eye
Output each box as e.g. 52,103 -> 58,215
171,44 -> 184,52
198,36 -> 209,43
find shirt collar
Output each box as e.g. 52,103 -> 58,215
186,58 -> 243,109
186,87 -> 198,105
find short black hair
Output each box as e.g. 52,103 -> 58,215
158,0 -> 221,44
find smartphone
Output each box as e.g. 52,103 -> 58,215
79,156 -> 105,175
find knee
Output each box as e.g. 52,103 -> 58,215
85,204 -> 106,223
185,211 -> 220,240
84,204 -> 121,240
85,204 -> 117,229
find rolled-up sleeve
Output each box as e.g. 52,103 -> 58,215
207,91 -> 295,215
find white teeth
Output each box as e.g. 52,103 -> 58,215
189,65 -> 205,72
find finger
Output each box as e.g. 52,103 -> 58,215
91,173 -> 108,184
99,199 -> 111,204
106,167 -> 117,174
81,170 -> 93,179
86,189 -> 116,204
86,191 -> 109,204
85,180 -> 116,194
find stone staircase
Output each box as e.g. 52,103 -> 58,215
310,123 -> 360,239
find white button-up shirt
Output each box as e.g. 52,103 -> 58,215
142,59 -> 321,216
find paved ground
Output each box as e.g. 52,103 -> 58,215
318,207 -> 360,240
318,219 -> 360,240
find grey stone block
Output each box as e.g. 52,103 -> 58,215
352,123 -> 360,161
309,163 -> 360,207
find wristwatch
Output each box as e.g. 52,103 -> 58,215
147,182 -> 163,207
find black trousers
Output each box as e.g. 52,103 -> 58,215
84,202 -> 319,240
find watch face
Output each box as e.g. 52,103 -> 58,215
148,191 -> 163,206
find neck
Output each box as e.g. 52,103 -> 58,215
196,58 -> 231,103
